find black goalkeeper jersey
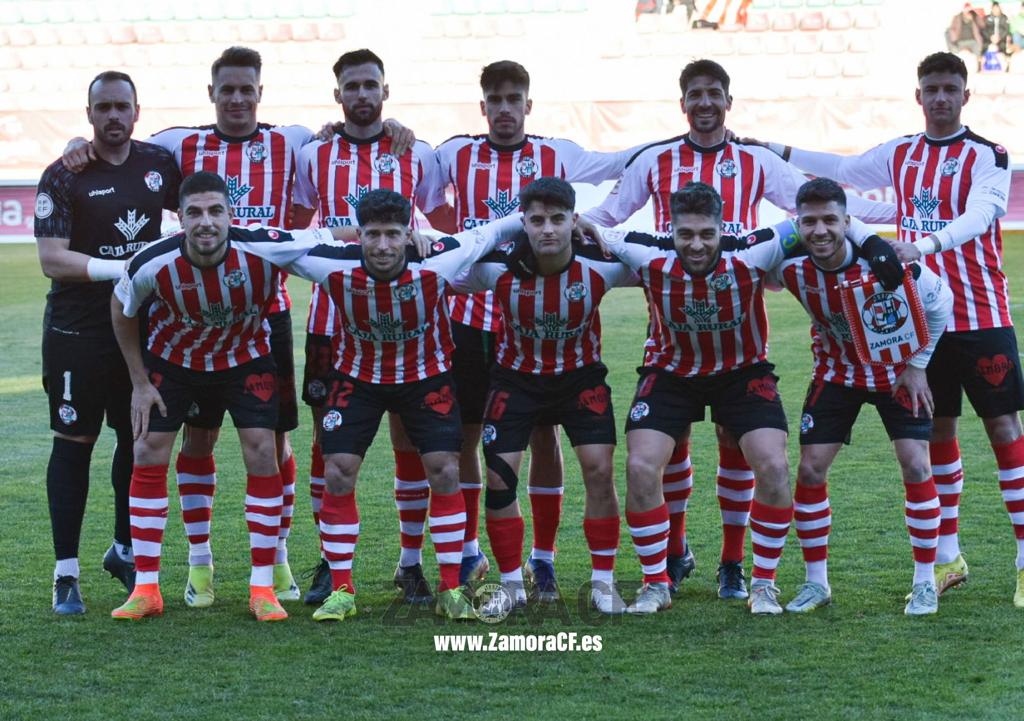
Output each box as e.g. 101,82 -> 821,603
34,140 -> 181,338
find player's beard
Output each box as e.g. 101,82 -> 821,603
97,123 -> 132,148
345,103 -> 383,130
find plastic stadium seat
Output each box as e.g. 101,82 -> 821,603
806,0 -> 831,6
497,17 -> 525,35
709,34 -> 736,55
32,26 -> 59,46
326,0 -> 355,17
786,60 -> 812,79
814,58 -> 840,77
842,58 -> 867,77
250,0 -> 277,19
274,0 -> 303,18
20,3 -> 47,23
821,32 -> 845,53
533,0 -> 560,11
751,0 -> 776,8
460,38 -> 485,61
827,10 -> 851,29
636,14 -> 658,33
834,0 -> 858,5
134,23 -> 164,45
791,33 -> 819,53
300,0 -> 328,17
427,0 -> 452,14
71,3 -> 99,23
470,15 -> 499,37
198,1 -> 226,21
238,23 -> 268,42
798,11 -> 824,30
267,22 -> 294,42
291,21 -> 317,41
317,22 -> 345,41
853,8 -> 879,29
738,35 -> 763,54
763,32 -> 789,54
452,0 -> 480,13
560,0 -> 587,11
17,47 -> 47,69
506,0 -> 534,13
444,17 -> 472,37
172,1 -> 200,21
146,2 -> 176,21
771,12 -> 796,31
109,25 -> 137,45
46,1 -> 74,23
846,31 -> 872,53
55,24 -> 84,45
779,0 -> 803,7
480,0 -> 508,12
745,12 -> 770,31
82,25 -> 113,46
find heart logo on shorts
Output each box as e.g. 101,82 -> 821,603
424,385 -> 455,416
149,371 -> 163,388
245,373 -> 276,402
893,386 -> 914,412
578,386 -> 609,415
976,355 -> 1013,387
746,376 -> 778,402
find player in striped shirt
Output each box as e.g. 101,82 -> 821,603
769,178 -> 953,615
108,171 -> 336,622
586,59 -> 899,599
761,52 -> 1024,606
435,60 -> 641,595
599,181 -> 882,614
261,189 -> 523,621
453,178 -> 637,616
292,49 -> 455,606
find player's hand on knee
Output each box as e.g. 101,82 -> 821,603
61,137 -> 94,172
131,383 -> 166,440
893,366 -> 933,419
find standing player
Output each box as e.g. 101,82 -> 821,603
293,49 -> 454,606
35,71 -> 181,614
268,190 -> 524,621
760,52 -> 1023,605
454,178 -> 635,615
109,172 -> 336,621
771,178 -> 952,615
585,59 -> 899,599
435,60 -> 641,596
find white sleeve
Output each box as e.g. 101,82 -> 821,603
602,230 -> 664,271
925,148 -> 1010,252
559,139 -> 638,185
451,262 -> 499,294
737,220 -> 793,271
424,213 -> 523,280
114,261 -> 155,318
238,227 -> 336,279
293,143 -> 319,210
581,154 -> 652,227
280,124 -> 316,149
413,142 -> 448,214
788,141 -> 895,190
908,265 -> 953,368
145,127 -> 192,154
845,216 -> 875,246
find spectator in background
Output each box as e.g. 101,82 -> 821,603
983,2 -> 1013,69
1010,3 -> 1024,51
946,4 -> 986,68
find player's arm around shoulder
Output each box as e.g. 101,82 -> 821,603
425,213 -> 524,280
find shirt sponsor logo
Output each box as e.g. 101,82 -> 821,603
910,188 -> 940,217
99,241 -> 148,258
899,217 -> 950,233
35,192 -> 53,219
324,216 -> 355,227
483,189 -> 519,218
226,176 -> 252,205
348,312 -> 429,342
345,185 -> 372,209
462,217 -> 493,230
89,186 -> 116,197
510,312 -> 583,340
114,209 -> 150,241
144,171 -> 163,192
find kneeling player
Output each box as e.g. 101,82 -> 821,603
455,178 -> 636,615
270,190 -> 523,621
771,179 -> 953,615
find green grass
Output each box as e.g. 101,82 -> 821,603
1,238 -> 1022,721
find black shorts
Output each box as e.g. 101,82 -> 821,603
450,320 -> 497,424
481,363 -> 616,454
186,311 -> 298,432
302,332 -> 334,408
144,353 -> 279,434
43,331 -> 130,436
319,371 -> 463,458
798,378 -> 933,445
927,327 -> 1024,419
625,363 -> 788,440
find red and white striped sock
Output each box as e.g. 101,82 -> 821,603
276,454 -> 296,565
486,515 -> 525,583
627,504 -> 670,585
793,482 -> 830,587
584,515 -> 619,585
528,485 -> 562,563
904,479 -> 941,585
930,438 -> 964,564
130,464 -> 169,586
663,442 -> 693,556
429,491 -> 466,592
175,453 -> 216,567
320,490 -> 359,592
246,473 -> 283,588
309,443 -> 325,558
394,450 -> 429,568
994,436 -> 1024,570
717,445 -> 754,564
461,481 -> 483,559
750,500 -> 792,582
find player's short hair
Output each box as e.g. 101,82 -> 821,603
796,177 -> 847,209
87,70 -> 137,105
211,46 -> 262,82
916,52 -> 968,83
480,60 -> 530,92
356,189 -> 411,226
679,59 -> 730,96
519,177 -> 576,212
179,171 -> 229,208
333,49 -> 385,79
670,182 -> 723,222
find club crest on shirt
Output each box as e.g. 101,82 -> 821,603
144,171 -> 163,192
940,158 -> 959,176
58,403 -> 77,425
563,281 -> 588,302
246,141 -> 268,163
716,159 -> 737,178
374,153 -> 398,175
322,410 -> 343,431
223,269 -> 247,289
708,274 -> 733,292
35,192 -> 53,219
861,292 -> 908,334
516,157 -> 537,177
393,283 -> 418,302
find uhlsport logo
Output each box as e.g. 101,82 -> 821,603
861,292 -> 908,334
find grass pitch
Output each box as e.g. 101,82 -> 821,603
1,237 -> 1022,721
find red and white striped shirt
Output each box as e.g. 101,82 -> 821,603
436,134 -> 634,332
586,135 -> 896,234
149,123 -> 314,314
456,242 -> 638,374
293,131 -> 446,336
772,249 -> 952,391
115,226 -> 330,372
604,226 -> 791,377
788,128 -> 1011,332
278,217 -> 521,384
